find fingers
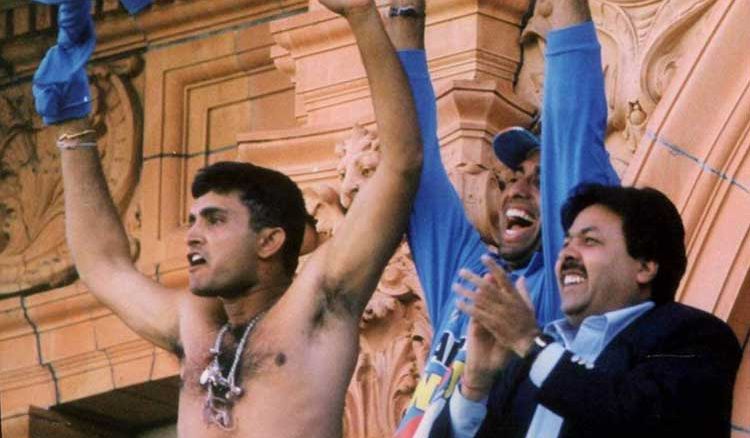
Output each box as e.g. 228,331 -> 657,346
453,273 -> 504,331
452,282 -> 497,326
458,267 -> 506,294
453,283 -> 476,317
479,255 -> 534,312
480,254 -> 514,290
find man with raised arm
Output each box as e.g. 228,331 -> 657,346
42,0 -> 422,436
390,1 -> 620,436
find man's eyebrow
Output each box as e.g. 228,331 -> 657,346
567,226 -> 600,237
198,207 -> 226,216
188,206 -> 227,221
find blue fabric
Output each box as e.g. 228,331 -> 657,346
32,0 -> 153,124
121,0 -> 152,14
539,23 -> 620,321
449,388 -> 487,438
33,0 -> 95,124
396,50 -> 485,438
396,21 -> 619,438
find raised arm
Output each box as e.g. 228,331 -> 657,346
33,1 -> 184,351
537,0 -> 621,323
314,0 -> 422,316
389,0 -> 489,326
57,118 -> 181,351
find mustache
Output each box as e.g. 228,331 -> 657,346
560,257 -> 585,272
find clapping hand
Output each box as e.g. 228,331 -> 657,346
454,255 -> 540,358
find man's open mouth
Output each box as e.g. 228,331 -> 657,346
562,272 -> 586,286
188,253 -> 207,267
503,207 -> 537,237
560,259 -> 587,286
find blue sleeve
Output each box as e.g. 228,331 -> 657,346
398,51 -> 487,327
537,22 -> 621,323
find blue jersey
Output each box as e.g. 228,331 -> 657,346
395,22 -> 620,438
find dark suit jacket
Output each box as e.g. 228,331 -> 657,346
430,302 -> 741,438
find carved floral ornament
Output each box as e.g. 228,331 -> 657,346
0,57 -> 142,295
518,0 -> 718,175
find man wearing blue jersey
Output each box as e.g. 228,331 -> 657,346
391,1 -> 620,436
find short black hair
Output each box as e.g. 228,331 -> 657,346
561,184 -> 687,304
191,161 -> 307,275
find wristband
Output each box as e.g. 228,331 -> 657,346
388,6 -> 425,18
57,140 -> 97,150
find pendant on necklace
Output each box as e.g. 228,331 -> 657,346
199,310 -> 267,429
199,361 -> 222,386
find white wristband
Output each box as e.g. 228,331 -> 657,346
57,140 -> 97,150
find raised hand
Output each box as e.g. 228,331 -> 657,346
319,0 -> 375,17
454,255 -> 540,357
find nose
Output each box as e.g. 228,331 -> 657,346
505,175 -> 532,200
185,221 -> 204,246
556,241 -> 581,270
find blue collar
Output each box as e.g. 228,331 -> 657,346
545,301 -> 655,361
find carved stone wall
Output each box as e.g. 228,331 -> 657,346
0,0 -> 748,437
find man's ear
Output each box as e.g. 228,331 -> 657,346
636,259 -> 658,286
256,227 -> 286,260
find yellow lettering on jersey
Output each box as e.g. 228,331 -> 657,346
445,360 -> 465,398
412,373 -> 444,410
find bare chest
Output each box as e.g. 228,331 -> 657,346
177,318 -> 319,432
182,326 -> 285,407
174,307 -> 355,436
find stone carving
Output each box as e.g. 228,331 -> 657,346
335,123 -> 381,210
301,123 -> 431,436
517,0 -> 718,175
300,185 -> 344,254
0,57 -> 142,295
442,143 -> 509,246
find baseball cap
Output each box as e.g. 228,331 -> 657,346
492,127 -> 540,170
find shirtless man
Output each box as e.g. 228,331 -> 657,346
49,0 -> 422,436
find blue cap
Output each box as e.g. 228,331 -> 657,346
492,127 -> 540,170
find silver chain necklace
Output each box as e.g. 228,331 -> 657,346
199,311 -> 266,429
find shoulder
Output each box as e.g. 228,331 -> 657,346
623,302 -> 740,353
640,302 -> 732,331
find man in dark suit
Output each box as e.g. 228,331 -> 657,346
432,183 -> 742,438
